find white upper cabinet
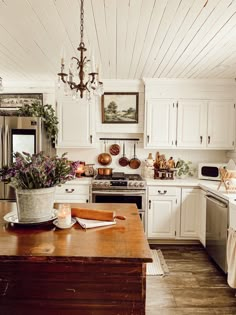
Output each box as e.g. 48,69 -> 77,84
207,101 -> 235,149
145,98 -> 235,150
144,79 -> 236,150
144,99 -> 177,148
177,100 -> 207,148
56,94 -> 96,148
178,100 -> 235,149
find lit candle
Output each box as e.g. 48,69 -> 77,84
60,46 -> 66,66
57,204 -> 71,227
90,53 -> 96,73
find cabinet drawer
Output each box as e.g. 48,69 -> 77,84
56,185 -> 89,195
148,186 -> 178,196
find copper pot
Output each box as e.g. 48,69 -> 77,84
97,168 -> 113,176
98,142 -> 112,166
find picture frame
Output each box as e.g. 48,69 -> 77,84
0,93 -> 43,108
101,92 -> 138,124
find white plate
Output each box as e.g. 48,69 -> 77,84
53,217 -> 76,229
3,209 -> 57,225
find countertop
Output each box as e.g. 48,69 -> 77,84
146,177 -> 236,201
0,202 -> 152,263
0,202 -> 151,314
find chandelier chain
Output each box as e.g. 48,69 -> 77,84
80,0 -> 84,44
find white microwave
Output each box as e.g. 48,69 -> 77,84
198,163 -> 226,181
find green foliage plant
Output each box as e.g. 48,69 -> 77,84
17,103 -> 59,145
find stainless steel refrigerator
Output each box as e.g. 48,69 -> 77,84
0,116 -> 55,201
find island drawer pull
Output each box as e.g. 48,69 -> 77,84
65,188 -> 75,193
158,190 -> 167,195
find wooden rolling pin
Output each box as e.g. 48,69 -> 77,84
71,207 -> 126,221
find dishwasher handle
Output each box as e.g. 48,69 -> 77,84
205,195 -> 228,208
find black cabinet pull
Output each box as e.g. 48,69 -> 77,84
158,190 -> 167,195
65,189 -> 75,193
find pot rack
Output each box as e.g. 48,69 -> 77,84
99,138 -> 140,142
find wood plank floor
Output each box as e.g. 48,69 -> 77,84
146,245 -> 236,315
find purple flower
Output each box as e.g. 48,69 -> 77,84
0,152 -> 79,189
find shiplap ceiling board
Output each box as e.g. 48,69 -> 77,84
0,0 -> 236,85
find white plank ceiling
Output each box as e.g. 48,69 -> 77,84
0,0 -> 236,85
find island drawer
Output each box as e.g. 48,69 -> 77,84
56,184 -> 89,195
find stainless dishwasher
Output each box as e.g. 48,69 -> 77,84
205,192 -> 229,273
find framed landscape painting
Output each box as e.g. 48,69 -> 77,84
0,93 -> 43,108
102,92 -> 138,123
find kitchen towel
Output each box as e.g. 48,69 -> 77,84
227,227 -> 236,288
76,217 -> 116,229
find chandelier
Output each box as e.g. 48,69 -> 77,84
57,0 -> 103,99
0,77 -> 3,91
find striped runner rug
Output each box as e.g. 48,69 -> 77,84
147,249 -> 169,276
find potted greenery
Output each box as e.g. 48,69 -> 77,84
175,159 -> 195,178
17,103 -> 59,146
0,152 -> 79,223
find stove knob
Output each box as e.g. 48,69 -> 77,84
134,182 -> 139,187
104,182 -> 110,187
129,182 -> 134,187
139,182 -> 144,187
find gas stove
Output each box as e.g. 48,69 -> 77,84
92,172 -> 146,190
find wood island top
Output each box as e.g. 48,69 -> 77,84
0,202 -> 152,264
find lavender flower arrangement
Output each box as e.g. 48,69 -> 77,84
0,151 -> 80,190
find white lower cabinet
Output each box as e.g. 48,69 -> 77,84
198,189 -> 206,247
180,188 -> 200,239
147,186 -> 181,239
55,182 -> 90,203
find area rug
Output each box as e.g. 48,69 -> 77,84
147,249 -> 169,276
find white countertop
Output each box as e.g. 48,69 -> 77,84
146,177 -> 236,201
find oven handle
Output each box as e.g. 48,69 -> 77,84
92,190 -> 146,196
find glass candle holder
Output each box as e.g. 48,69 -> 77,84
57,204 -> 71,227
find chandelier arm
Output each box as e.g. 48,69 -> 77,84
72,56 -> 80,63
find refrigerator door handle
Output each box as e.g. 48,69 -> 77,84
4,125 -> 9,166
0,126 -> 2,167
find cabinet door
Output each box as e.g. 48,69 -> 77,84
177,100 -> 207,148
180,188 -> 199,238
148,196 -> 178,239
145,99 -> 177,148
199,189 -> 206,247
207,101 -> 235,149
56,94 -> 96,148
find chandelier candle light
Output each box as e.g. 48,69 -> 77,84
0,77 -> 4,91
57,0 -> 103,99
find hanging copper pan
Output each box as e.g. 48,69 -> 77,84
109,143 -> 120,156
129,143 -> 141,169
97,142 -> 112,166
118,142 -> 129,167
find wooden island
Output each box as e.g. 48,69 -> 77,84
0,203 -> 152,315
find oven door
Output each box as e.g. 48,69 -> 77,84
92,190 -> 146,231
